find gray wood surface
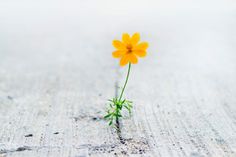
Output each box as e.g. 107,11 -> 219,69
0,0 -> 236,156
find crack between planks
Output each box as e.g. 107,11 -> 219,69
114,67 -> 126,144
0,146 -> 32,154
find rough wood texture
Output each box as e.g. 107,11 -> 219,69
0,0 -> 236,156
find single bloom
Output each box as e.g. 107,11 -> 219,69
112,33 -> 148,66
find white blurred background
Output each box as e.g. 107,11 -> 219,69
0,0 -> 235,72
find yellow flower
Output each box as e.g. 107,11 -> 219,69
112,33 -> 148,66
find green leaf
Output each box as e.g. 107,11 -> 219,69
109,103 -> 113,108
104,113 -> 112,119
121,99 -> 126,104
124,105 -> 129,110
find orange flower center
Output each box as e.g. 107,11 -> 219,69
126,44 -> 133,53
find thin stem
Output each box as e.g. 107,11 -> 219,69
118,62 -> 131,101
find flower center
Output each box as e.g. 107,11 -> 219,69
126,44 -> 133,53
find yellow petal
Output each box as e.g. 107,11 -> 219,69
113,40 -> 126,49
127,54 -> 138,64
131,33 -> 140,45
120,55 -> 129,66
133,50 -> 147,57
112,50 -> 125,58
122,33 -> 130,44
134,42 -> 149,50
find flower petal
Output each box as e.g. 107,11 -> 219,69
113,40 -> 126,49
134,42 -> 149,50
131,33 -> 140,45
127,54 -> 138,64
120,55 -> 129,66
122,33 -> 130,44
133,50 -> 147,57
112,50 -> 126,58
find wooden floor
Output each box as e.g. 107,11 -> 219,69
0,0 -> 236,156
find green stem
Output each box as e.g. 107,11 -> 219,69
118,62 -> 131,101
114,62 -> 131,126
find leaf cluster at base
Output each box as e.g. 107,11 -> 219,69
104,97 -> 133,126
